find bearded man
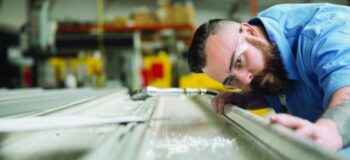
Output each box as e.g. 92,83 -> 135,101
187,3 -> 350,152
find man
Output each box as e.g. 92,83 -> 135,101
187,3 -> 350,151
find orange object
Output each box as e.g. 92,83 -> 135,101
250,0 -> 258,17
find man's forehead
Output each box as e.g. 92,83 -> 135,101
215,23 -> 236,35
203,26 -> 238,83
206,31 -> 235,49
204,24 -> 239,64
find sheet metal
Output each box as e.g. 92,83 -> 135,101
0,88 -> 115,117
0,89 -> 347,160
136,95 -> 276,160
0,88 -> 155,160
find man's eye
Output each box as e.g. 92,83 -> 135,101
234,56 -> 242,68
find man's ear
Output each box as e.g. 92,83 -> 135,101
241,22 -> 259,37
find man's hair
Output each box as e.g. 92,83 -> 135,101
187,19 -> 232,73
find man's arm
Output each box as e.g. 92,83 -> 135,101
321,86 -> 350,148
270,87 -> 350,150
212,92 -> 268,114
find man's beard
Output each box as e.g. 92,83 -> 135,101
247,37 -> 293,95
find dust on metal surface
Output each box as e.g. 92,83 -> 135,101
138,96 -> 271,160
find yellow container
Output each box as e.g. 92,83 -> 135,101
142,51 -> 172,88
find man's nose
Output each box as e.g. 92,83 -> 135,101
233,70 -> 253,85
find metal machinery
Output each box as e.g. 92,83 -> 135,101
0,88 -> 347,160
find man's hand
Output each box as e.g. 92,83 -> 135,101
211,92 -> 267,114
270,113 -> 342,150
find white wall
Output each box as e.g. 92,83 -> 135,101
104,1 -> 157,21
0,0 -> 26,30
194,8 -> 228,27
51,0 -> 96,22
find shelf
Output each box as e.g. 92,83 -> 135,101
57,23 -> 195,34
55,32 -> 134,50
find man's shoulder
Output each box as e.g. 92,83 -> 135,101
255,3 -> 350,39
260,3 -> 320,14
258,3 -> 348,20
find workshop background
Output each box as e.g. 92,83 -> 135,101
0,1 -> 349,160
0,0 -> 346,91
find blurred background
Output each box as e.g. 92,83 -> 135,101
0,0 -> 348,91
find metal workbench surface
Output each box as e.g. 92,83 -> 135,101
0,88 -> 346,160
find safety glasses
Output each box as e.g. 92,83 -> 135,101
222,29 -> 249,89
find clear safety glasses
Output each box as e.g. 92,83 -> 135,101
222,30 -> 249,89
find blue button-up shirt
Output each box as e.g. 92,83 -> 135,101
249,3 -> 350,122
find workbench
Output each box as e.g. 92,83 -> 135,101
0,88 -> 346,160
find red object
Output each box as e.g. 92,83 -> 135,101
141,69 -> 149,87
22,67 -> 33,87
151,63 -> 164,79
141,62 -> 165,86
